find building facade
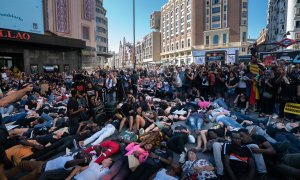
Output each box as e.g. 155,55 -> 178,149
150,11 -> 161,30
45,0 -> 97,70
118,37 -> 133,68
0,0 -> 89,74
160,0 -> 248,66
95,0 -> 110,67
135,32 -> 161,66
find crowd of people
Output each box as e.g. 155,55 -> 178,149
1,57 -> 300,180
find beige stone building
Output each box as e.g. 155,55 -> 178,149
160,0 -> 249,65
44,0 -> 98,70
135,32 -> 161,66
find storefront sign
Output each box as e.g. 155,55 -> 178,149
0,29 -> 31,40
284,103 -> 300,115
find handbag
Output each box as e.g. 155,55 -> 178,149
128,154 -> 140,171
263,91 -> 273,99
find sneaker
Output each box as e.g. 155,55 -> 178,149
179,152 -> 186,164
139,128 -> 145,135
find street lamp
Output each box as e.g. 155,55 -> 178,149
133,0 -> 136,70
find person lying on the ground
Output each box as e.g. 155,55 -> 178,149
127,141 -> 173,180
82,140 -> 120,164
239,128 -> 300,179
152,163 -> 182,180
5,151 -> 93,180
182,149 -> 217,180
65,158 -> 113,180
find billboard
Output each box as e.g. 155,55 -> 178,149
0,0 -> 44,34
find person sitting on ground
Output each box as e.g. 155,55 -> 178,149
118,93 -> 136,132
222,131 -> 256,180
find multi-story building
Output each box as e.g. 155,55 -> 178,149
0,0 -> 99,73
150,11 -> 161,30
107,51 -> 120,69
267,0 -> 300,51
135,32 -> 161,66
45,0 -> 97,70
160,0 -> 248,65
118,37 -> 132,68
95,0 -> 110,67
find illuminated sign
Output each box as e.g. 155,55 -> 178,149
205,51 -> 226,61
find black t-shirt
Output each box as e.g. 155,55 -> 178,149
139,101 -> 149,112
227,77 -> 239,86
222,143 -> 253,177
215,74 -> 226,88
26,100 -> 37,110
131,74 -> 139,85
145,148 -> 173,168
67,98 -> 80,126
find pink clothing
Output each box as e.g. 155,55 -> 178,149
198,101 -> 211,109
125,142 -> 149,163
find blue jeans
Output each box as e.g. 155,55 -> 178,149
232,112 -> 268,125
214,98 -> 229,110
217,116 -> 242,128
187,114 -> 203,131
0,105 -> 14,115
2,112 -> 27,124
107,92 -> 116,104
275,131 -> 300,154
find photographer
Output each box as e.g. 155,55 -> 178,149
106,72 -> 117,105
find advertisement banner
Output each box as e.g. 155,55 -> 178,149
0,0 -> 44,34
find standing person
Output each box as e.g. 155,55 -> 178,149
208,70 -> 216,98
184,68 -> 194,99
215,69 -> 226,98
67,90 -> 87,134
260,70 -> 275,117
131,70 -> 139,98
106,72 -> 117,105
222,132 -> 256,180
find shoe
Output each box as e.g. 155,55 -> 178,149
139,128 -> 145,135
179,152 -> 186,164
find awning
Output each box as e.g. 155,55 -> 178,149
97,52 -> 113,58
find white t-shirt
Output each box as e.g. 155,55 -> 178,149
175,75 -> 182,87
154,169 -> 178,180
45,156 -> 73,172
74,163 -> 109,180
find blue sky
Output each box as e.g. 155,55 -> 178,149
104,0 -> 268,52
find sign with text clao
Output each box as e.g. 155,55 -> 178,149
0,29 -> 31,41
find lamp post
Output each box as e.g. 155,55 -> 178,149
133,0 -> 136,70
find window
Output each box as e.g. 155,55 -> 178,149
181,4 -> 184,10
212,15 -> 220,22
224,14 -> 227,20
171,44 -> 174,50
242,11 -> 247,18
212,7 -> 220,14
181,41 -> 184,48
242,32 -> 247,42
187,39 -> 191,47
206,17 -> 209,23
206,36 -> 209,45
224,5 -> 227,11
296,21 -> 300,28
242,20 -> 247,26
212,23 -> 220,29
213,35 -> 219,45
212,0 -> 220,5
82,26 -> 89,40
187,0 -> 191,6
298,0 -> 300,3
96,8 -> 101,13
187,14 -> 191,20
176,42 -> 179,49
181,17 -> 184,23
176,8 -> 178,13
223,33 -> 227,44
242,2 -> 247,8
187,22 -> 191,28
242,47 -> 246,52
297,8 -> 300,16
206,9 -> 210,15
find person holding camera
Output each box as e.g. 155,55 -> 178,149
106,72 -> 117,105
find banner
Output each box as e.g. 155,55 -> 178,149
284,103 -> 300,115
249,64 -> 259,75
